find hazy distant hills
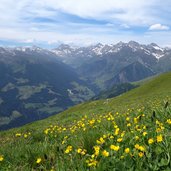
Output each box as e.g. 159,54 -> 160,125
0,47 -> 94,130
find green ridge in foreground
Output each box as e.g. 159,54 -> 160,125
0,72 -> 171,170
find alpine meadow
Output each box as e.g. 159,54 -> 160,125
1,0 -> 171,171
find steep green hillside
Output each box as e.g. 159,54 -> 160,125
92,83 -> 138,100
0,72 -> 171,170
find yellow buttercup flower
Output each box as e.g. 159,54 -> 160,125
15,133 -> 21,137
77,148 -> 82,154
110,145 -> 120,151
135,136 -> 139,141
102,150 -> 109,157
121,131 -> 125,137
148,138 -> 154,144
138,152 -> 144,158
0,155 -> 4,161
65,145 -> 73,154
36,158 -> 42,164
96,137 -> 105,144
86,159 -> 98,167
126,117 -> 130,121
24,134 -> 28,138
114,128 -> 120,135
117,138 -> 123,142
127,123 -> 131,127
81,149 -> 87,155
125,148 -> 130,154
77,148 -> 86,155
134,118 -> 138,124
143,132 -> 147,136
44,129 -> 50,134
157,134 -> 163,142
93,146 -> 100,156
166,119 -> 171,124
139,146 -> 145,152
134,144 -> 140,149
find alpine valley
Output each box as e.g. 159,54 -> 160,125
0,41 -> 171,130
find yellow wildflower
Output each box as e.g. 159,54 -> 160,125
121,131 -> 125,137
102,150 -> 109,157
0,155 -> 4,161
24,134 -> 28,138
134,118 -> 138,124
15,133 -> 21,137
143,126 -> 146,129
120,155 -> 124,159
96,137 -> 105,145
65,145 -> 72,154
135,136 -> 139,141
148,138 -> 154,144
166,119 -> 171,124
134,144 -> 140,149
110,135 -> 114,139
103,134 -> 107,139
50,167 -> 55,171
138,152 -> 144,158
86,159 -> 98,167
157,134 -> 163,142
114,128 -> 120,135
143,132 -> 147,136
77,148 -> 82,154
93,146 -> 100,156
44,129 -> 49,134
110,145 -> 120,151
139,146 -> 145,152
125,148 -> 130,154
127,123 -> 131,127
36,158 -> 42,164
126,117 -> 130,121
117,138 -> 123,142
81,149 -> 87,155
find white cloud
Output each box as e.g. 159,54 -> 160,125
149,24 -> 169,31
22,39 -> 35,43
120,24 -> 130,29
0,0 -> 170,46
32,0 -> 155,26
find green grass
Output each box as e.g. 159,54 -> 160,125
1,72 -> 171,170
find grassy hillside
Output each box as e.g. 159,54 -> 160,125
92,83 -> 138,100
0,72 -> 171,170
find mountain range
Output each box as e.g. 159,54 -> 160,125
1,41 -> 171,130
52,41 -> 171,90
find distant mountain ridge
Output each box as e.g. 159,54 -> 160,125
52,41 -> 171,90
52,41 -> 167,63
0,47 -> 94,130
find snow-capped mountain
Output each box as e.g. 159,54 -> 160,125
52,41 -> 167,61
0,41 -> 170,92
0,41 -> 171,130
51,41 -> 171,90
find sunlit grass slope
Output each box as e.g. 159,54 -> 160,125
0,71 -> 171,170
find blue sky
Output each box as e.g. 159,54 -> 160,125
0,0 -> 171,48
